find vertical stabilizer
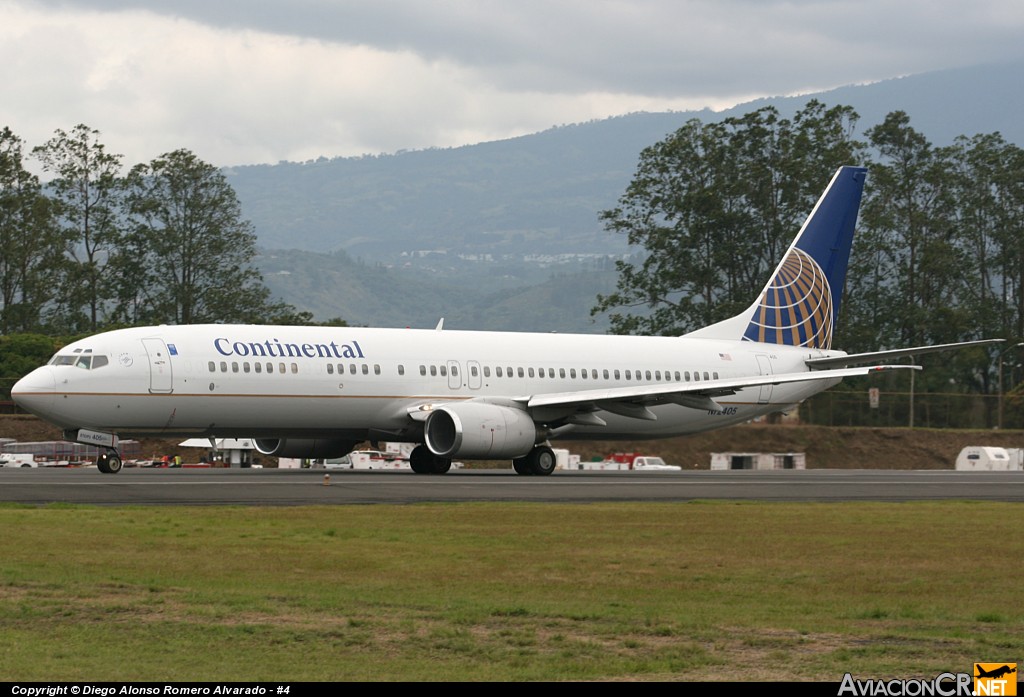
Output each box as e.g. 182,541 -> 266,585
685,166 -> 867,348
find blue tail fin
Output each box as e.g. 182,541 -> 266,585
684,166 -> 866,348
742,166 -> 866,349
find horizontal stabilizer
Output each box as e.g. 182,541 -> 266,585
806,339 -> 1004,369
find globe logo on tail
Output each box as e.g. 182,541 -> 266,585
743,247 -> 833,349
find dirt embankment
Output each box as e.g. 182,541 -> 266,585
2,414 -> 1022,469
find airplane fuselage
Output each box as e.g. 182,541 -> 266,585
12,324 -> 842,442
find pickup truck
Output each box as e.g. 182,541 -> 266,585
601,453 -> 682,470
629,456 -> 681,471
0,454 -> 37,468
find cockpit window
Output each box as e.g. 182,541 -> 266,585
49,352 -> 109,370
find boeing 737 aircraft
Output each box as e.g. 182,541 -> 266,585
11,166 -> 998,474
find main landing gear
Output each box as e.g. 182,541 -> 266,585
407,444 -> 557,475
409,445 -> 452,474
513,445 -> 556,476
97,450 -> 123,474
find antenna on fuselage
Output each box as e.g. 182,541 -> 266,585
435,318 -> 444,331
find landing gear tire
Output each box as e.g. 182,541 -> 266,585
97,452 -> 122,475
513,446 -> 556,476
409,445 -> 451,475
527,446 -> 556,476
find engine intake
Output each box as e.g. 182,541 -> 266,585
253,438 -> 357,459
424,402 -> 538,459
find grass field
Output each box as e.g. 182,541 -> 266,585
1,501 -> 1021,682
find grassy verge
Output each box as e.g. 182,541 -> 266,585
0,501 -> 1021,681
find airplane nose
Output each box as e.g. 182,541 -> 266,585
11,367 -> 56,415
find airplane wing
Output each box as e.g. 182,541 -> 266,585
806,339 -> 1004,369
523,364 -> 920,420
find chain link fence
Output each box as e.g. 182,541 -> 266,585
798,390 -> 1024,430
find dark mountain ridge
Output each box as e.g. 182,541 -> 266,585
237,60 -> 1023,330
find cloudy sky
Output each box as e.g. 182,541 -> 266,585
2,0 -> 1022,168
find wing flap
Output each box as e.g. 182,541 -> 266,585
527,364 -> 919,414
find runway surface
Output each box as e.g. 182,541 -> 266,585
2,467 -> 1024,505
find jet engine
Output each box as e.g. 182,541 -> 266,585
424,402 -> 538,459
253,438 -> 357,459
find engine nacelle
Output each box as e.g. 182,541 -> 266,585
253,438 -> 357,459
424,402 -> 538,459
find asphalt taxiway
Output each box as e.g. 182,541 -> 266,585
2,467 -> 1024,505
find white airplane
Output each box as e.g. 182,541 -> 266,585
11,166 -> 998,474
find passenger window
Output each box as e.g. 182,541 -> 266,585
441,365 -> 448,377
220,362 -> 228,372
625,370 -> 631,380
528,368 -> 535,378
266,363 -> 273,373
655,371 -> 661,381
685,371 -> 690,381
255,362 -> 262,374
559,368 -> 566,378
291,364 -> 298,374
243,362 -> 251,374
614,370 -> 620,380
580,369 -> 587,380
420,365 -> 426,376
703,372 -> 710,380
496,366 -> 503,377
362,364 -> 369,375
674,371 -> 681,381
398,365 -> 405,376
374,365 -> 381,375
208,361 -> 216,372
430,366 -> 437,376
517,367 -> 524,378
570,369 -> 577,379
603,369 -> 609,379
327,364 -> 334,375
713,372 -> 719,380
450,365 -> 457,376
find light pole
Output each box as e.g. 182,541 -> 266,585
997,342 -> 1024,429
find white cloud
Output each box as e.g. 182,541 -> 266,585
1,0 -> 1022,167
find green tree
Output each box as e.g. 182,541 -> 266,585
33,124 -> 124,332
592,101 -> 864,336
0,333 -> 59,400
0,127 -> 62,333
121,149 -> 299,324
